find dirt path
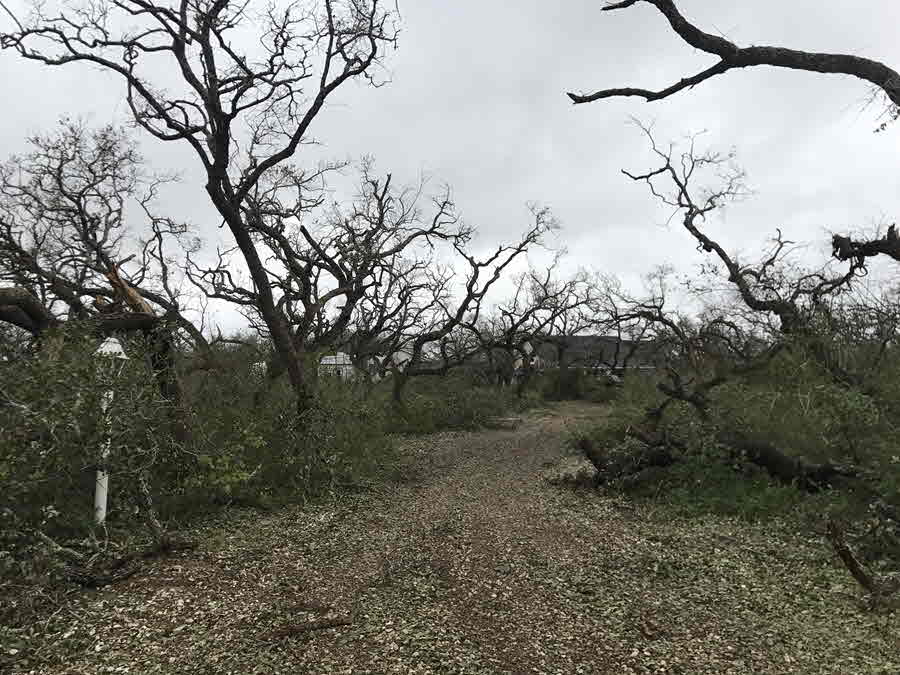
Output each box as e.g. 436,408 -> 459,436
19,402 -> 896,674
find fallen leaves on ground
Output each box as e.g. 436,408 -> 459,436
5,402 -> 897,674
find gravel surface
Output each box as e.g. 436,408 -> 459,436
11,402 -> 898,674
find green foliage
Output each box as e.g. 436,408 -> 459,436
0,335 -> 400,628
1,331 -> 182,533
628,456 -> 849,523
537,367 -> 620,403
184,357 -> 393,509
578,340 -> 900,537
386,372 -> 518,434
0,330 -> 185,625
714,348 -> 888,466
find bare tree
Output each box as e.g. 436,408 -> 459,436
389,207 -> 555,404
2,0 -> 399,413
0,120 -> 208,438
566,0 -> 900,264
233,162 -> 473,402
532,274 -> 603,373
468,260 -> 597,392
590,272 -> 664,378
586,267 -> 860,491
340,255 -> 435,387
577,128 -> 871,488
622,124 -> 864,339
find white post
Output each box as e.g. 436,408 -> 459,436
93,337 -> 129,525
94,389 -> 113,524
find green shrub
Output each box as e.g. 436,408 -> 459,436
0,331 -> 186,628
537,367 -> 619,403
184,364 -> 394,507
385,371 -> 524,434
0,335 -> 397,625
627,456 -> 850,523
580,341 -> 900,536
1,332 -> 185,535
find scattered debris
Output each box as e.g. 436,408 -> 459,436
6,402 -> 897,675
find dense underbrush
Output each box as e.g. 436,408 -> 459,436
569,348 -> 900,594
1,340 -> 550,637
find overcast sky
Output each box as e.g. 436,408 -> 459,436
2,0 -> 900,333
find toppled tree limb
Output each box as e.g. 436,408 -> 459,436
577,426 -> 678,486
34,531 -> 87,564
826,519 -> 878,595
584,425 -> 858,493
717,432 -> 857,492
258,616 -> 353,640
35,524 -> 195,589
568,0 -> 900,108
832,224 -> 900,265
0,288 -> 58,335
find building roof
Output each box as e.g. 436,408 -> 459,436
320,351 -> 353,366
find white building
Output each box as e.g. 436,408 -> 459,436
318,351 -> 356,379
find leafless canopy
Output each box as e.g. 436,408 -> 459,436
243,161 -> 476,390
2,0 -> 398,410
0,120 -> 202,346
622,123 -> 865,336
387,206 -> 555,402
463,260 -> 599,385
567,0 -> 900,270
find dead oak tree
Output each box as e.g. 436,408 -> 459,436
585,128 -> 866,489
339,255 -> 435,387
622,123 -> 864,342
228,162 -> 473,403
0,121 -> 208,439
2,0 -> 398,414
389,207 -> 555,405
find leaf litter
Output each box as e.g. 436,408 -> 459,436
6,402 -> 897,674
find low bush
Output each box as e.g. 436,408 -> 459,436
0,335 -> 396,633
1,331 -> 186,628
569,343 -> 900,576
385,372 -> 519,434
537,367 -> 620,403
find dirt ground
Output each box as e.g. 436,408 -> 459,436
13,402 -> 897,674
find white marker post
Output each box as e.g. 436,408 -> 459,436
93,337 -> 129,525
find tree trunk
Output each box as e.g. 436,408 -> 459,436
716,431 -> 856,492
208,189 -> 314,417
391,369 -> 408,405
144,324 -> 191,443
515,358 -> 534,398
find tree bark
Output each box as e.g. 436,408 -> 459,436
716,431 -> 857,492
826,519 -> 878,595
206,189 -> 314,417
391,368 -> 409,406
144,323 -> 190,443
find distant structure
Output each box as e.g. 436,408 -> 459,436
522,335 -> 664,375
318,351 -> 356,379
250,348 -> 408,382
